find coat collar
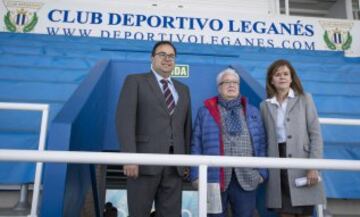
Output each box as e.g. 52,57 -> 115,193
265,88 -> 295,105
151,67 -> 175,85
265,89 -> 299,122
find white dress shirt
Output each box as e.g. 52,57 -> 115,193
151,66 -> 179,104
266,88 -> 295,143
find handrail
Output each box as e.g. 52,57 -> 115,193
0,150 -> 360,217
0,150 -> 359,171
0,102 -> 49,217
319,117 -> 360,125
0,102 -> 48,111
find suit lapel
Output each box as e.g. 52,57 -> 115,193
172,80 -> 184,116
266,101 -> 277,124
145,72 -> 169,114
286,95 -> 299,115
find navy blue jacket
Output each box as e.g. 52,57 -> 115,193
190,96 -> 268,189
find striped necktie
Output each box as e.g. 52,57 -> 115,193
160,79 -> 175,115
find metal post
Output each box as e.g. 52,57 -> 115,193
0,102 -> 50,217
198,165 -> 208,217
275,0 -> 280,15
14,184 -> 30,211
345,0 -> 354,19
317,204 -> 324,217
28,105 -> 49,217
285,0 -> 289,15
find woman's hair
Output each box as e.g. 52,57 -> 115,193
265,59 -> 304,98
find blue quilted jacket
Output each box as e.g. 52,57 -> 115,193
190,96 -> 268,188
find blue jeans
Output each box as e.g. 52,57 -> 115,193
208,173 -> 257,217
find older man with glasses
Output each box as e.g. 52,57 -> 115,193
190,68 -> 268,217
116,41 -> 192,217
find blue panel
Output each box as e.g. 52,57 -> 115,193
314,96 -> 360,116
0,81 -> 77,102
0,54 -> 91,69
322,125 -> 360,143
0,66 -> 88,83
0,45 -> 44,55
303,82 -> 360,96
0,132 -> 38,184
323,143 -> 360,198
40,123 -> 71,217
0,103 -> 62,131
41,60 -> 110,217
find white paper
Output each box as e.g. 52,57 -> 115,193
295,176 -> 322,187
207,183 -> 222,214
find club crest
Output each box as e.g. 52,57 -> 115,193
320,20 -> 353,51
2,0 -> 43,32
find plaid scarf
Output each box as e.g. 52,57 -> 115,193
218,96 -> 242,135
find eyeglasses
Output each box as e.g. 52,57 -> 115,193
219,80 -> 239,86
155,52 -> 176,61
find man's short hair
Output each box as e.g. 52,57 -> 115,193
216,68 -> 240,86
151,41 -> 177,57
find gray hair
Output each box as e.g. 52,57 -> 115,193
216,68 -> 240,86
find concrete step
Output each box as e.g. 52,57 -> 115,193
0,186 -> 33,217
327,198 -> 360,217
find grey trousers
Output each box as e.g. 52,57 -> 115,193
127,166 -> 182,217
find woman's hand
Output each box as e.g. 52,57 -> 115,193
306,169 -> 319,186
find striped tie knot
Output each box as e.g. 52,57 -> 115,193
160,79 -> 175,115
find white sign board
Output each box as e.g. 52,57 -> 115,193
1,0 -> 359,56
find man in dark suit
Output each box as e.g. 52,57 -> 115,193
116,41 -> 192,217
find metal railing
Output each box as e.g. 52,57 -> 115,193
0,102 -> 49,217
0,150 -> 360,217
0,102 -> 359,217
319,117 -> 360,125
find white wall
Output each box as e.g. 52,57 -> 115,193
104,0 -> 275,15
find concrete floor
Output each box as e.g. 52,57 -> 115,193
327,198 -> 360,217
1,189 -> 360,217
0,190 -> 30,217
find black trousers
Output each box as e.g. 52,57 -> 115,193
276,142 -> 314,215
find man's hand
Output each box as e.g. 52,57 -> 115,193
259,176 -> 264,184
306,169 -> 319,186
183,167 -> 190,179
192,179 -> 199,190
123,164 -> 139,178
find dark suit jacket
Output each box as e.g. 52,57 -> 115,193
116,72 -> 192,175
